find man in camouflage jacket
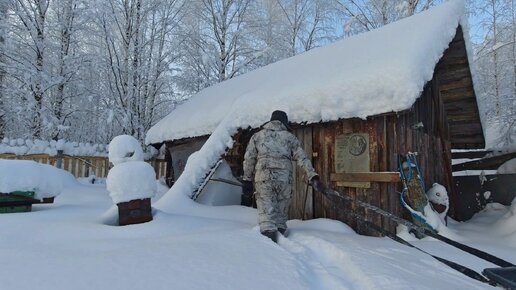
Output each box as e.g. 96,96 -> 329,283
242,110 -> 324,243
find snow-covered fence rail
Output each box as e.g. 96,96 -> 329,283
0,154 -> 167,179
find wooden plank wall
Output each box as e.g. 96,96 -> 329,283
289,126 -> 314,220
308,77 -> 453,236
0,154 -> 168,179
435,26 -> 485,149
312,119 -> 388,236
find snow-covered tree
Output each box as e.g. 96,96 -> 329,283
470,0 -> 516,146
0,0 -> 512,148
0,0 -> 7,139
175,0 -> 266,96
46,0 -> 83,140
5,0 -> 51,139
275,0 -> 335,55
334,0 -> 441,35
92,0 -> 185,141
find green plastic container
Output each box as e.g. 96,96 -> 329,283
8,191 -> 35,198
0,191 -> 36,213
0,204 -> 32,213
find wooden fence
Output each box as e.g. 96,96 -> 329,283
0,153 -> 167,179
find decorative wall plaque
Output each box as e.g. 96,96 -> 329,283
335,133 -> 370,188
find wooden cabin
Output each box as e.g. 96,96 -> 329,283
146,1 -> 484,235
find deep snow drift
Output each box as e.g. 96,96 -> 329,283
0,180 -> 514,290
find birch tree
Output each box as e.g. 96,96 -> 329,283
200,0 -> 254,82
6,0 -> 51,138
471,0 -> 515,145
0,0 -> 7,139
46,0 -> 86,140
273,0 -> 334,56
334,0 -> 440,34
96,0 -> 184,141
175,0 -> 262,97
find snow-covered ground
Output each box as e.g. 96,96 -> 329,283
1,180 -> 514,290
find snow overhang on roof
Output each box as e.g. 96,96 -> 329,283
146,0 -> 470,146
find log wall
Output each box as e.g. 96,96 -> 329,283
303,76 -> 454,236
159,28 -> 478,234
163,74 -> 455,236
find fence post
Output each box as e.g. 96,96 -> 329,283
56,150 -> 64,169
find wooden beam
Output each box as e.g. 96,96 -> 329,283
452,152 -> 516,171
452,150 -> 491,159
330,172 -> 401,183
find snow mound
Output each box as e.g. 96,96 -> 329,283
196,160 -> 242,206
106,161 -> 157,204
492,198 -> 516,243
108,135 -> 144,166
497,158 -> 516,174
0,159 -> 77,200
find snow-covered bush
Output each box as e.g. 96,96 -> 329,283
0,136 -> 161,161
0,159 -> 76,200
106,162 -> 157,204
108,135 -> 144,166
0,137 -> 108,157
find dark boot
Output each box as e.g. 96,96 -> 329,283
261,230 -> 278,243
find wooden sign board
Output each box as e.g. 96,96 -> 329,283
335,133 -> 370,188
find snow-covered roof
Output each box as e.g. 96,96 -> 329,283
146,0 -> 468,145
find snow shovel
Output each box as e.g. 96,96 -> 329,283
482,267 -> 516,290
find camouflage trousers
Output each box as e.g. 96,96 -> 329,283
255,179 -> 292,232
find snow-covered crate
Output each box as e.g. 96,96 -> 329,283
117,198 -> 153,226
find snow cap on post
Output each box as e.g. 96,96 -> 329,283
108,135 -> 144,166
106,161 -> 157,204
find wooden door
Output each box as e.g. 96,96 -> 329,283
289,126 -> 314,220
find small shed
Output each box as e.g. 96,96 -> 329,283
146,0 -> 484,235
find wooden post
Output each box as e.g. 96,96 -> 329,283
105,159 -> 110,177
84,160 -> 90,178
78,159 -> 84,177
71,158 -> 77,176
153,160 -> 159,179
56,150 -> 64,169
95,159 -> 100,176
